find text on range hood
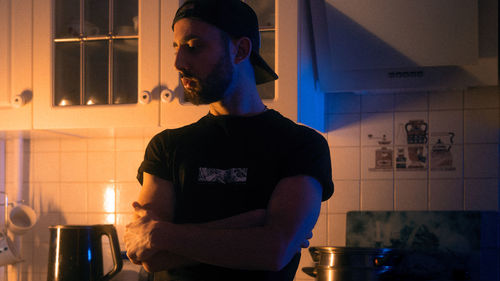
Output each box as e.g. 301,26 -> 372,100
309,0 -> 498,92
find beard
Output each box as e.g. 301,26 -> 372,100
181,49 -> 234,105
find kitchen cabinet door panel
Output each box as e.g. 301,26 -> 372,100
0,0 -> 33,130
33,0 -> 160,129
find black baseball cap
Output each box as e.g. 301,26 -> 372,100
172,0 -> 278,85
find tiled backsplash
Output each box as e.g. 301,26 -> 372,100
0,87 -> 498,281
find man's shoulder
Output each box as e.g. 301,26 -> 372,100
149,115 -> 210,146
266,110 -> 325,141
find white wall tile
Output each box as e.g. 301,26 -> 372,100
61,213 -> 88,225
32,242 -> 49,275
32,214 -> 61,244
395,179 -> 428,210
429,89 -> 463,110
361,93 -> 394,113
464,144 -> 499,178
116,151 -> 144,182
429,110 -> 464,144
59,183 -> 87,213
33,182 -> 60,213
327,213 -> 346,246
60,152 -> 87,182
116,182 -> 140,212
394,91 -> 428,112
88,213 -> 116,225
60,138 -> 87,152
88,138 -> 115,152
361,113 -> 394,146
464,86 -> 499,109
464,109 -> 499,143
5,152 -> 16,184
361,180 -> 394,210
88,151 -> 115,182
116,137 -> 143,151
328,180 -> 360,212
32,152 -> 60,182
327,114 -> 361,146
429,179 -> 464,210
326,92 -> 360,114
87,183 -> 116,213
31,139 -> 60,152
331,147 -> 360,180
465,178 -> 499,211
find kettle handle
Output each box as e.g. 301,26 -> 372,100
99,225 -> 123,281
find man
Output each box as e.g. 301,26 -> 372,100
125,0 -> 334,280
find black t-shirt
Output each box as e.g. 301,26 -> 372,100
137,109 -> 334,280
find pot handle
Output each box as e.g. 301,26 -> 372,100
99,225 -> 123,281
301,266 -> 317,277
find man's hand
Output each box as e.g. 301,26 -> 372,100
125,202 -> 161,264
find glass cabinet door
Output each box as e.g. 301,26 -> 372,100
33,0 -> 161,128
53,0 -> 138,107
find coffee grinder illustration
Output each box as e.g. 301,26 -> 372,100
368,134 -> 393,170
405,120 -> 428,169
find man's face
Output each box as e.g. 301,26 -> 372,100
173,18 -> 234,105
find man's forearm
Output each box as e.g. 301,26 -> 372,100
141,251 -> 199,272
140,209 -> 267,272
152,221 -> 292,271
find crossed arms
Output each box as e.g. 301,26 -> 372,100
125,171 -> 323,272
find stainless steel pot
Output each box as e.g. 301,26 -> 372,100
302,246 -> 396,281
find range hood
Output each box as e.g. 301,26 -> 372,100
309,0 -> 498,93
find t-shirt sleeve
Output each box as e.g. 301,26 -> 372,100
137,132 -> 172,185
282,129 -> 334,201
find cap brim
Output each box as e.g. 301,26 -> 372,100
251,52 -> 278,85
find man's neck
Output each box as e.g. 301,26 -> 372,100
208,85 -> 266,116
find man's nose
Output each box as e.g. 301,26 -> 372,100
174,49 -> 187,72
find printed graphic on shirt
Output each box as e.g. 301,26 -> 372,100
198,167 -> 248,184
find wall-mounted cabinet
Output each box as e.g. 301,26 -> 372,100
15,0 -> 314,131
0,0 -> 33,130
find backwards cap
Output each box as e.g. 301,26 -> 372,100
172,0 -> 278,84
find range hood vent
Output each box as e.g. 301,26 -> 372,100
310,0 -> 498,93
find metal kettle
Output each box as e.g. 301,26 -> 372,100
47,224 -> 123,281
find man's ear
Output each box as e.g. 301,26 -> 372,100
233,37 -> 252,64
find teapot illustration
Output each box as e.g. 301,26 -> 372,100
431,132 -> 455,170
405,120 -> 428,144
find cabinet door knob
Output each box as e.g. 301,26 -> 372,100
139,91 -> 152,104
11,94 -> 26,108
160,89 -> 174,103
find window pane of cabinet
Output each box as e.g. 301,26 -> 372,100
84,0 -> 108,36
54,42 -> 80,106
54,0 -> 138,106
113,39 -> 138,104
55,0 -> 79,38
85,41 -> 109,105
245,0 -> 275,28
114,0 -> 138,35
